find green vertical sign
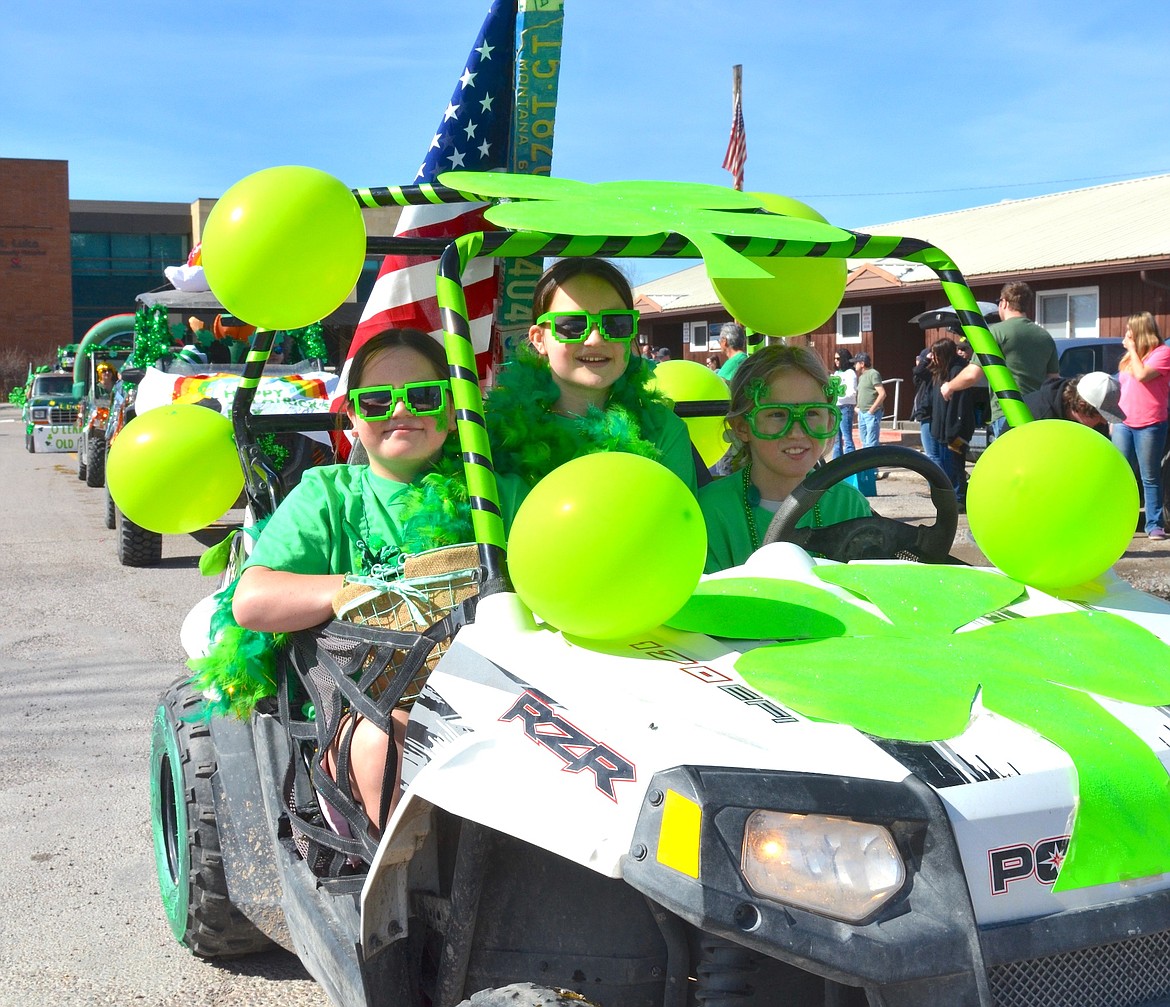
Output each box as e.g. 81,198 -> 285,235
496,0 -> 565,362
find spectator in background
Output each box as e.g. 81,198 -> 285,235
854,352 -> 886,449
717,322 -> 748,382
1114,311 -> 1170,540
928,338 -> 974,506
830,347 -> 857,459
1024,371 -> 1125,434
911,346 -> 940,469
705,354 -> 721,371
653,347 -> 672,363
941,281 -> 1058,437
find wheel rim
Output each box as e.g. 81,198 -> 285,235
150,705 -> 190,943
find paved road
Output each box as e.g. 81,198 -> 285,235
0,404 -> 328,1007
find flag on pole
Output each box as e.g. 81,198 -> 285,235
339,1 -> 517,402
722,64 -> 746,191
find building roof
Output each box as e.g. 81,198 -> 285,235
859,172 -> 1170,276
635,173 -> 1170,313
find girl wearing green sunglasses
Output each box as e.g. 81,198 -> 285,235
485,257 -> 699,496
699,345 -> 872,573
231,328 -> 526,834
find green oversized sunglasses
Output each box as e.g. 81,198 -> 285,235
348,380 -> 450,421
536,309 -> 639,342
746,401 -> 842,440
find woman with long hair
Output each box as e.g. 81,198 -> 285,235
1115,311 -> 1170,540
927,338 -> 974,505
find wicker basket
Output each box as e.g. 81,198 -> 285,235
331,544 -> 479,707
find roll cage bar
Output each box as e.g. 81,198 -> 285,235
230,178 -> 1028,594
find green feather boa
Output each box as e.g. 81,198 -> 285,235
485,350 -> 668,487
187,577 -> 284,720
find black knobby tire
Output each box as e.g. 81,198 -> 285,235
85,431 -> 105,487
458,985 -> 598,1007
150,677 -> 272,958
103,481 -> 117,530
116,507 -> 162,567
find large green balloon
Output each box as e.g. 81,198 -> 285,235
650,359 -> 731,467
508,453 -> 707,639
202,166 -> 366,331
710,192 -> 847,337
107,405 -> 244,534
966,420 -> 1138,590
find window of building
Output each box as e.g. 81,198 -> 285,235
836,307 -> 862,344
1036,287 -> 1099,339
71,232 -> 187,274
686,320 -> 710,351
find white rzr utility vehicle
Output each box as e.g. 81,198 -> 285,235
151,173 -> 1170,1007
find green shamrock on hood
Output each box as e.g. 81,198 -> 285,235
668,563 -> 1170,892
437,171 -> 852,283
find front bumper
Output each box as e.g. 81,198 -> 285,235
623,766 -> 1170,1007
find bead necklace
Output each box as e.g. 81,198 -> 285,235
742,463 -> 822,552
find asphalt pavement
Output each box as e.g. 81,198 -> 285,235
0,403 -> 328,1007
866,466 -> 1170,599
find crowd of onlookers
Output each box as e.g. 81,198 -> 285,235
892,281 -> 1164,535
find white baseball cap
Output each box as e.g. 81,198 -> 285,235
1076,371 -> 1126,424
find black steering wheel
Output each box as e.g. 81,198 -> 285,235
763,446 -> 959,563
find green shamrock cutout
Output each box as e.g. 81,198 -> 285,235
437,171 -> 852,283
707,563 -> 1170,892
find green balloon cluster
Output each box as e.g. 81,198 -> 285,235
508,453 -> 707,639
201,166 -> 367,331
107,405 -> 244,534
650,359 -> 731,467
966,420 -> 1138,590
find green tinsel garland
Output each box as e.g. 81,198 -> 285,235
257,433 -> 290,472
129,304 -> 174,368
289,321 -> 326,361
484,350 -> 667,487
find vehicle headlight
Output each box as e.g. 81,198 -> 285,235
31,407 -> 48,422
741,810 -> 905,922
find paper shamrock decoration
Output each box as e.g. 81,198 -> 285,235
671,563 -> 1170,892
437,172 -> 852,335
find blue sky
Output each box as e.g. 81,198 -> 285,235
5,0 -> 1170,281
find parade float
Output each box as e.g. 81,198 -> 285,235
121,161 -> 1170,1007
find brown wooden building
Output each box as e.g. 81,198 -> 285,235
634,173 -> 1170,421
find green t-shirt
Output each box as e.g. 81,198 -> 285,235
244,464 -> 527,579
717,351 -> 747,383
698,469 -> 872,573
857,368 -> 883,411
988,316 -> 1059,420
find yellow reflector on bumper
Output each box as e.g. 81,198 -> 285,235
656,789 -> 701,878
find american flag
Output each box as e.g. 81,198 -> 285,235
722,66 -> 746,191
339,1 -> 516,401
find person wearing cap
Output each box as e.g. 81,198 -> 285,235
1023,372 -> 1125,434
853,351 -> 886,450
